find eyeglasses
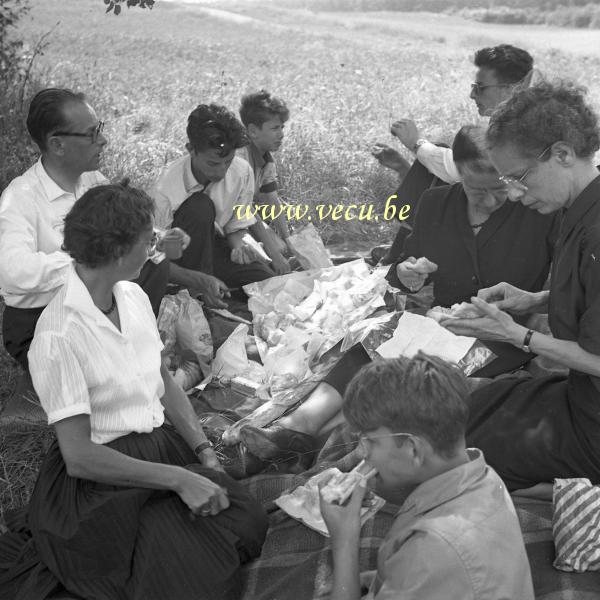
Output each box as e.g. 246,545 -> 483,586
498,145 -> 553,192
354,431 -> 413,454
53,120 -> 105,144
470,82 -> 511,96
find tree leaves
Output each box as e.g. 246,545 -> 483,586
104,0 -> 155,15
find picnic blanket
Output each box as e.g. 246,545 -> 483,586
238,425 -> 600,600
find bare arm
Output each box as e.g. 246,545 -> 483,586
54,414 -> 228,515
160,362 -> 223,470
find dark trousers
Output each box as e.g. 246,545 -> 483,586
172,191 -> 274,288
2,260 -> 169,372
386,148 -> 448,262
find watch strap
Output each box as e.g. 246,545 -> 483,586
194,441 -> 213,455
522,329 -> 535,353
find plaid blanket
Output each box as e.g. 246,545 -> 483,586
240,425 -> 600,600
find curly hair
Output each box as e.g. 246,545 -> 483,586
63,180 -> 155,269
487,81 -> 600,159
452,124 -> 497,175
343,353 -> 469,459
186,103 -> 248,156
239,89 -> 290,128
27,88 -> 86,152
474,44 -> 533,85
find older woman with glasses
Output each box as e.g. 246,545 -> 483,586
0,182 -> 267,600
443,82 -> 600,495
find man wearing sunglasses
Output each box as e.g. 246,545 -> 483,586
372,44 -> 534,265
0,88 -> 169,373
376,44 -> 534,185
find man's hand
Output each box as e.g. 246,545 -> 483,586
477,282 -> 547,315
319,475 -> 367,547
158,227 -> 191,251
175,469 -> 229,517
370,143 -> 411,175
396,256 -> 437,291
231,242 -> 267,265
390,119 -> 420,152
270,252 -> 291,275
188,271 -> 229,308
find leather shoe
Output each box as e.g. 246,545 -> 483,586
239,424 -> 316,462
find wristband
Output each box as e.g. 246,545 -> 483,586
193,441 -> 213,456
521,329 -> 535,353
413,138 -> 428,154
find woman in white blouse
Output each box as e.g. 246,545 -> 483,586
6,182 -> 267,600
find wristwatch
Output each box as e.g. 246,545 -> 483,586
413,138 -> 429,154
521,329 -> 535,353
193,441 -> 213,456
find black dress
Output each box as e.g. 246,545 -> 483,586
0,426 -> 268,600
324,184 -> 558,393
467,175 -> 600,491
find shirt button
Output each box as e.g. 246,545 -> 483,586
471,276 -> 479,285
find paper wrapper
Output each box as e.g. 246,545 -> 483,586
286,223 -> 333,270
274,468 -> 386,537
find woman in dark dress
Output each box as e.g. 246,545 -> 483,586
236,125 -> 557,464
0,182 -> 267,600
444,82 -> 600,493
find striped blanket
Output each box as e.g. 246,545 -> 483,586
240,425 -> 600,600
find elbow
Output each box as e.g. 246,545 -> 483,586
62,452 -> 88,479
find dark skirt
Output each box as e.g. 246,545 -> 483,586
467,371 -> 600,491
2,425 -> 268,600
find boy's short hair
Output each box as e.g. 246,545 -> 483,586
343,353 -> 469,458
27,88 -> 86,152
452,124 -> 497,175
239,90 -> 289,128
187,103 -> 249,156
474,44 -> 533,85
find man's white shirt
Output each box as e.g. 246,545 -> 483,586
0,158 -> 107,308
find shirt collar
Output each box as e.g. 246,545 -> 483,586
182,154 -> 210,195
34,157 -> 72,202
62,263 -> 123,330
248,142 -> 273,169
559,173 -> 600,240
398,448 -> 487,516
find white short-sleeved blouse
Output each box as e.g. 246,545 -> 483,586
29,265 -> 165,444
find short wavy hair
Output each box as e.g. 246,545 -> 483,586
239,89 -> 290,128
343,353 -> 469,458
452,124 -> 497,175
27,88 -> 86,152
474,44 -> 533,85
63,180 -> 155,269
186,103 -> 248,156
487,81 -> 600,159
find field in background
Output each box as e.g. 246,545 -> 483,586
1,0 -> 600,514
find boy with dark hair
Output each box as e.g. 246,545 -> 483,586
320,354 -> 534,600
239,90 -> 292,275
151,103 -> 279,298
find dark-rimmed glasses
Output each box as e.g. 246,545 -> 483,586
53,120 -> 105,144
354,432 -> 414,455
498,145 -> 553,192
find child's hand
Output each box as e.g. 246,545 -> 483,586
318,476 -> 367,546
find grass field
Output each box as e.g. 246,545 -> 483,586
1,0 -> 600,516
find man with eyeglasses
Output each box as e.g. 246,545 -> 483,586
372,44 -> 534,265
376,44 -> 534,185
0,88 -> 169,372
319,354 -> 534,600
